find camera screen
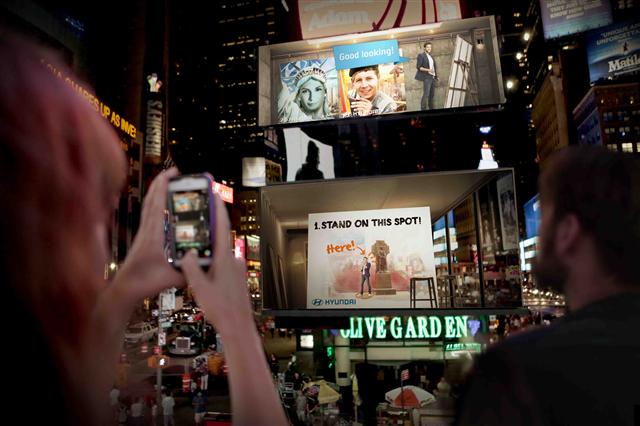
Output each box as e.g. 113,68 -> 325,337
170,190 -> 213,260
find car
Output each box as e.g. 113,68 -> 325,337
124,322 -> 158,344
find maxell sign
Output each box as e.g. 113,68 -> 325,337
587,21 -> 640,82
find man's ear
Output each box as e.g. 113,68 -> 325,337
555,214 -> 581,257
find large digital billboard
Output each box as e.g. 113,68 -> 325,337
259,168 -> 519,315
586,20 -> 640,83
540,0 -> 612,40
306,207 -> 436,309
258,16 -> 505,126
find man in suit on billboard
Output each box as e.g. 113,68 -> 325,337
360,256 -> 372,296
415,41 -> 437,110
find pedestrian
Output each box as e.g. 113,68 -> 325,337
150,402 -> 158,426
130,397 -> 144,426
457,146 -> 640,425
109,385 -> 120,422
0,36 -> 286,425
192,391 -> 208,426
269,353 -> 280,376
117,401 -> 128,426
295,390 -> 306,425
161,391 -> 175,426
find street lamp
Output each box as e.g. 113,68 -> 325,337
506,80 -> 515,90
523,31 -> 531,41
516,52 -> 523,60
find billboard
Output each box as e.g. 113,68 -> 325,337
306,207 -> 436,309
259,16 -> 505,126
524,194 -> 541,240
259,168 -> 520,314
586,20 -> 640,82
283,127 -> 335,181
540,0 -> 612,40
298,0 -> 462,40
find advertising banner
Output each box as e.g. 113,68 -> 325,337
277,58 -> 340,123
298,0 -> 462,39
586,20 -> 640,82
260,16 -> 504,126
242,157 -> 267,187
283,127 -> 335,181
335,44 -> 407,118
496,175 -> 518,251
306,207 -> 436,309
524,194 -> 541,240
540,0 -> 612,40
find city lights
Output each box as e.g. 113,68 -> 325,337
516,52 -> 523,60
506,80 -> 515,90
523,31 -> 530,41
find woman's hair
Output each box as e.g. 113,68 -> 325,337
0,37 -> 126,417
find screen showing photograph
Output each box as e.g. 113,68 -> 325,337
338,63 -> 406,117
277,58 -> 339,124
170,190 -> 212,260
172,191 -> 204,213
283,127 -> 335,182
260,17 -> 505,126
306,207 -> 436,309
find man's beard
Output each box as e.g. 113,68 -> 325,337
532,223 -> 568,293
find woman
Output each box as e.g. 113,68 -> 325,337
278,67 -> 333,123
0,38 -> 286,425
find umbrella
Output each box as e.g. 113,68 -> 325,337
303,380 -> 340,405
385,385 -> 435,408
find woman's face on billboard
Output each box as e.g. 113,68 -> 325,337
298,78 -> 325,113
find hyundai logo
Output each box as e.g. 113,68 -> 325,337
312,298 -> 323,306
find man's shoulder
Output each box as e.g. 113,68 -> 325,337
487,306 -> 640,364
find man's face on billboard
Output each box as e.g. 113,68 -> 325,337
352,70 -> 378,101
425,43 -> 432,53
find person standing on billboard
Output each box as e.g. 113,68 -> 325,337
348,65 -> 397,116
360,256 -> 372,296
415,41 -> 437,110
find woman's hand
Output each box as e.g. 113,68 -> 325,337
114,167 -> 185,304
181,192 -> 252,335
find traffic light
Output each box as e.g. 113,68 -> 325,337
326,345 -> 335,369
147,355 -> 170,369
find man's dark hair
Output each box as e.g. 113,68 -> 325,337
540,146 -> 640,286
424,41 -> 432,48
349,65 -> 379,78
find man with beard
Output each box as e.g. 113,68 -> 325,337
457,146 -> 640,426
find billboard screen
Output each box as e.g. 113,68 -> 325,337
540,0 -> 612,40
259,16 -> 505,126
259,168 -> 518,314
306,207 -> 436,309
524,194 -> 541,240
586,20 -> 640,83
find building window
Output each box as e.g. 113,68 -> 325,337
622,142 -> 633,152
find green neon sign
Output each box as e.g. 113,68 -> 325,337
339,316 -> 469,340
444,342 -> 482,352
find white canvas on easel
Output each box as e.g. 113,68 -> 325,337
445,35 -> 473,109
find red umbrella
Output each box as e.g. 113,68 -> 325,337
385,385 -> 435,408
